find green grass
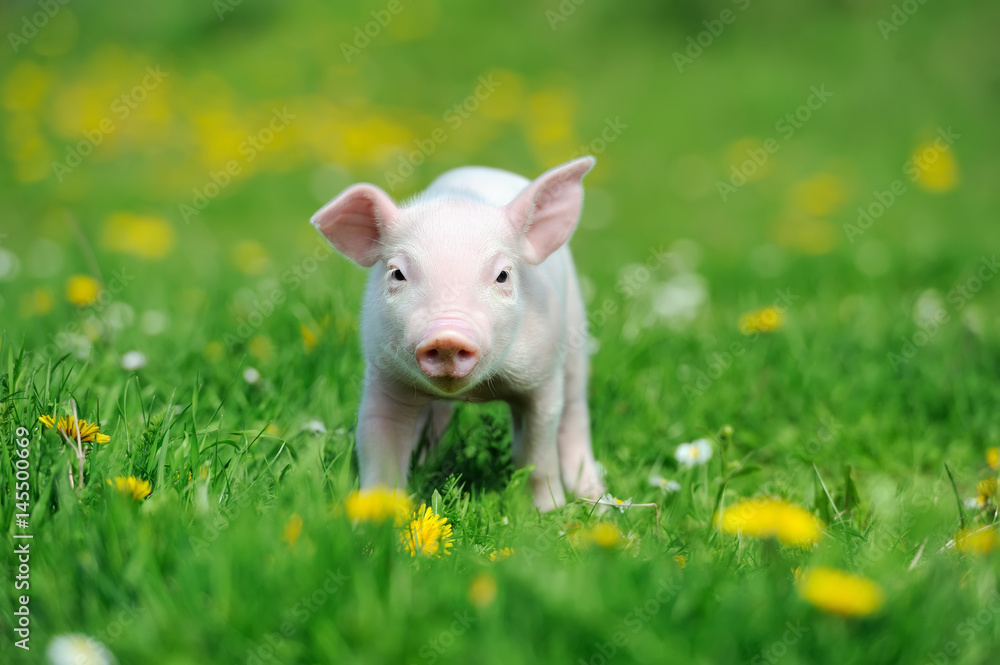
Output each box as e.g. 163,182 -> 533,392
2,0 -> 1000,663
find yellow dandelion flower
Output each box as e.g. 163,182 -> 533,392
796,567 -> 884,617
249,335 -> 273,361
20,287 -> 54,316
738,306 -> 784,335
300,323 -> 318,352
574,522 -> 625,549
673,554 -> 687,569
716,497 -> 824,548
469,573 -> 498,608
977,478 -> 998,503
345,487 -> 412,525
987,447 -> 1000,470
911,140 -> 958,192
66,275 -> 101,307
283,513 -> 303,547
955,527 -> 998,555
102,213 -> 176,260
489,547 -> 514,562
108,476 -> 152,501
400,504 -> 454,558
39,414 -> 110,444
232,240 -> 271,275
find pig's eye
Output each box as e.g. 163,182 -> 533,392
496,270 -> 510,284
391,268 -> 406,282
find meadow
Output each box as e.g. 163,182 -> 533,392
1,1 -> 999,663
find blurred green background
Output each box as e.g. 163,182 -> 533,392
2,0 -> 997,315
2,1 -> 1000,663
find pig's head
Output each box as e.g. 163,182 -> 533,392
311,156 -> 595,395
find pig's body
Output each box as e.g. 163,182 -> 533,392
313,158 -> 605,510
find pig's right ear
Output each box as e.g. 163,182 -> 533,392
311,184 -> 400,267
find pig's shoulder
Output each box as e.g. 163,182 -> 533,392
424,167 -> 530,206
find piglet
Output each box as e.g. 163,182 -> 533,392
311,157 -> 605,511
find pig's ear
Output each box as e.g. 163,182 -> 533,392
311,184 -> 400,267
506,156 -> 596,265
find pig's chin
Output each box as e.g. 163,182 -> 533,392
419,373 -> 476,396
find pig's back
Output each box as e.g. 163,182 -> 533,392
424,167 -> 530,207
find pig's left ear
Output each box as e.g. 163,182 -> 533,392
506,156 -> 596,265
311,184 -> 400,267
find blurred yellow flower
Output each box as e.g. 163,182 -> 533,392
978,478 -> 998,503
203,341 -> 225,363
987,447 -> 999,470
345,487 -> 412,525
283,513 -> 303,547
716,497 -> 824,548
20,287 -> 54,316
725,138 -> 773,183
2,61 -> 51,112
249,335 -> 273,361
300,323 -> 318,352
232,240 -> 271,275
66,275 -> 101,307
739,306 -> 784,335
400,504 -> 454,558
468,573 -> 498,608
673,554 -> 687,569
796,567 -> 884,617
39,414 -> 110,444
108,476 -> 152,501
911,141 -> 958,192
574,521 -> 625,549
489,547 -> 514,562
102,213 -> 176,260
789,173 -> 848,217
955,527 -> 998,555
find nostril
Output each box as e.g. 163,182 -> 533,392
424,349 -> 439,360
457,350 -> 473,361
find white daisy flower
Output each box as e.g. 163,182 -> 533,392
301,419 -> 327,435
47,634 -> 115,665
597,492 -> 633,513
243,367 -> 261,384
674,438 -> 713,468
649,476 -> 682,493
121,351 -> 147,371
964,496 -> 986,511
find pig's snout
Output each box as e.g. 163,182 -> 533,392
416,321 -> 481,379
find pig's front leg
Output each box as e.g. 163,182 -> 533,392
510,379 -> 568,512
356,373 -> 428,492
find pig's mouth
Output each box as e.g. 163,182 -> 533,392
420,371 -> 478,396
